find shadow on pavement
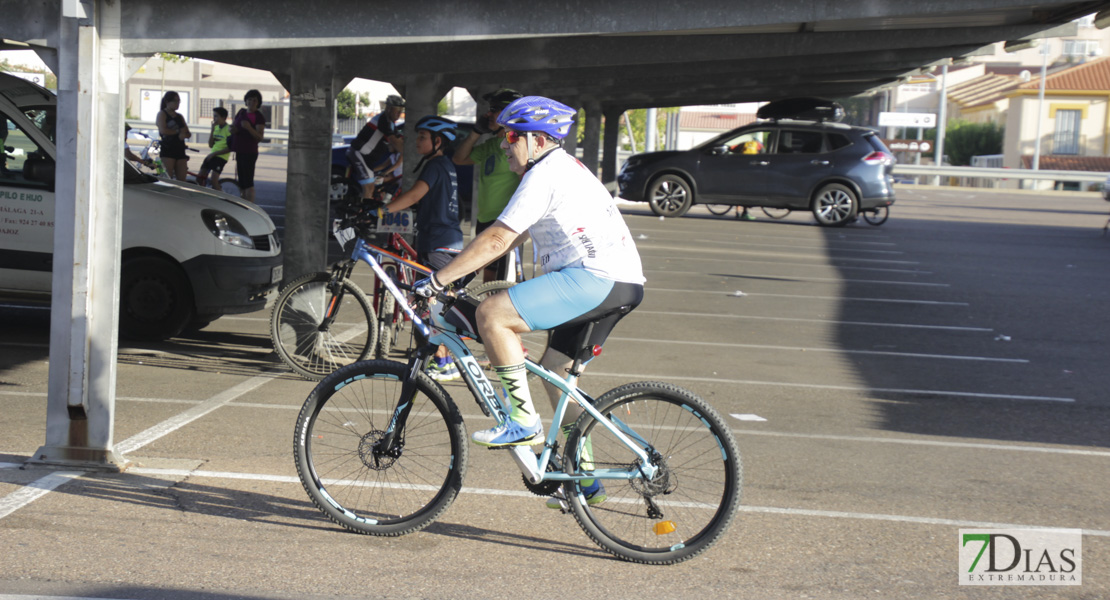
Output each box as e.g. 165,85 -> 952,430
824,213 -> 1110,449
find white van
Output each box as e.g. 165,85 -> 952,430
0,72 -> 282,340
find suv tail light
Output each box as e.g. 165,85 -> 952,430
862,151 -> 894,166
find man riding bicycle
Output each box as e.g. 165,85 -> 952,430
414,96 -> 646,505
347,94 -> 405,201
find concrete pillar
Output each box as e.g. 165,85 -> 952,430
35,0 -> 127,470
562,98 -> 580,158
282,50 -> 338,282
581,100 -> 602,177
601,107 -> 622,186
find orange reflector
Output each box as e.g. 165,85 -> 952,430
653,521 -> 676,535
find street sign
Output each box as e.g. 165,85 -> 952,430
884,139 -> 933,153
878,111 -> 937,128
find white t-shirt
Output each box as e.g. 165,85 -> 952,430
497,148 -> 645,284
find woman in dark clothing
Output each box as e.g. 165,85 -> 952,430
230,89 -> 266,203
156,91 -> 191,180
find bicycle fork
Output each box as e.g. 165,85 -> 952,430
372,347 -> 432,460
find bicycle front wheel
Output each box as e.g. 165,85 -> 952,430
564,382 -> 743,564
705,204 -> 732,215
294,360 -> 468,536
271,272 -> 377,380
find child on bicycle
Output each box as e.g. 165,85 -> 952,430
197,107 -> 231,187
413,96 -> 646,505
376,115 -> 465,381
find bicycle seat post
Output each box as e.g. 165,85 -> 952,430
567,321 -> 597,378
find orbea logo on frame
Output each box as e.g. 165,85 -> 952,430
959,529 -> 1082,586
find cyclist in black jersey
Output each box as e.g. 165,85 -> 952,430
346,94 -> 405,201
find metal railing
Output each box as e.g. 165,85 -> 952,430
893,164 -> 1107,187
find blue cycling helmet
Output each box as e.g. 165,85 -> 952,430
496,96 -> 576,139
415,115 -> 458,142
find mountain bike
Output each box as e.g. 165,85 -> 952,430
270,206 -> 512,380
292,234 -> 744,564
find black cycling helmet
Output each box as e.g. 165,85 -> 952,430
483,88 -> 523,113
385,94 -> 405,108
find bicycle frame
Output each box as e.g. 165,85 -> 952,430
346,236 -> 657,485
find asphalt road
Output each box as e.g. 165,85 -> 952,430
1,171 -> 1108,599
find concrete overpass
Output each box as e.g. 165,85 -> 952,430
2,0 -> 1108,468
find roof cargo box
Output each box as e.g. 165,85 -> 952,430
757,97 -> 845,123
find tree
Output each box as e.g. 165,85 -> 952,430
0,58 -> 57,89
924,120 -> 1004,166
337,89 -> 371,120
155,53 -> 187,95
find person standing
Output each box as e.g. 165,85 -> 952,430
156,91 -> 191,181
230,89 -> 266,203
452,88 -> 523,282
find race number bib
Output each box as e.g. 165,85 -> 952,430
376,208 -> 414,235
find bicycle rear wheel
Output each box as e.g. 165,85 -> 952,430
862,205 -> 889,226
218,177 -> 242,198
705,204 -> 732,215
294,360 -> 468,536
271,272 -> 377,380
564,381 -> 742,564
375,265 -> 398,359
761,206 -> 791,219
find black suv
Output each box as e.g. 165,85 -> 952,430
617,99 -> 895,227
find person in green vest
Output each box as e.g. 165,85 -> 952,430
452,88 -> 524,282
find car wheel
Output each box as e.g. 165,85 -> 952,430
119,256 -> 195,341
811,183 -> 858,227
647,174 -> 693,217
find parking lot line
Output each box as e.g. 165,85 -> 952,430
633,309 -> 992,332
0,471 -> 83,520
610,336 -> 1028,363
114,374 -> 275,455
729,429 -> 1110,458
639,255 -> 931,274
586,371 -> 1076,403
651,271 -> 950,287
120,467 -> 1110,538
647,287 -> 970,306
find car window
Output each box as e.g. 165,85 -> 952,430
21,107 -> 56,145
827,133 -> 852,151
0,111 -> 52,190
717,129 -> 771,154
775,130 -> 824,154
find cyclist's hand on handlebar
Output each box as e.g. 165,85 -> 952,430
413,272 -> 446,298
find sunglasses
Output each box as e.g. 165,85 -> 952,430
504,129 -> 527,144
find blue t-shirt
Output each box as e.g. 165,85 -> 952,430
415,155 -> 463,256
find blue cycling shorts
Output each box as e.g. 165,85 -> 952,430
508,268 -> 643,359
